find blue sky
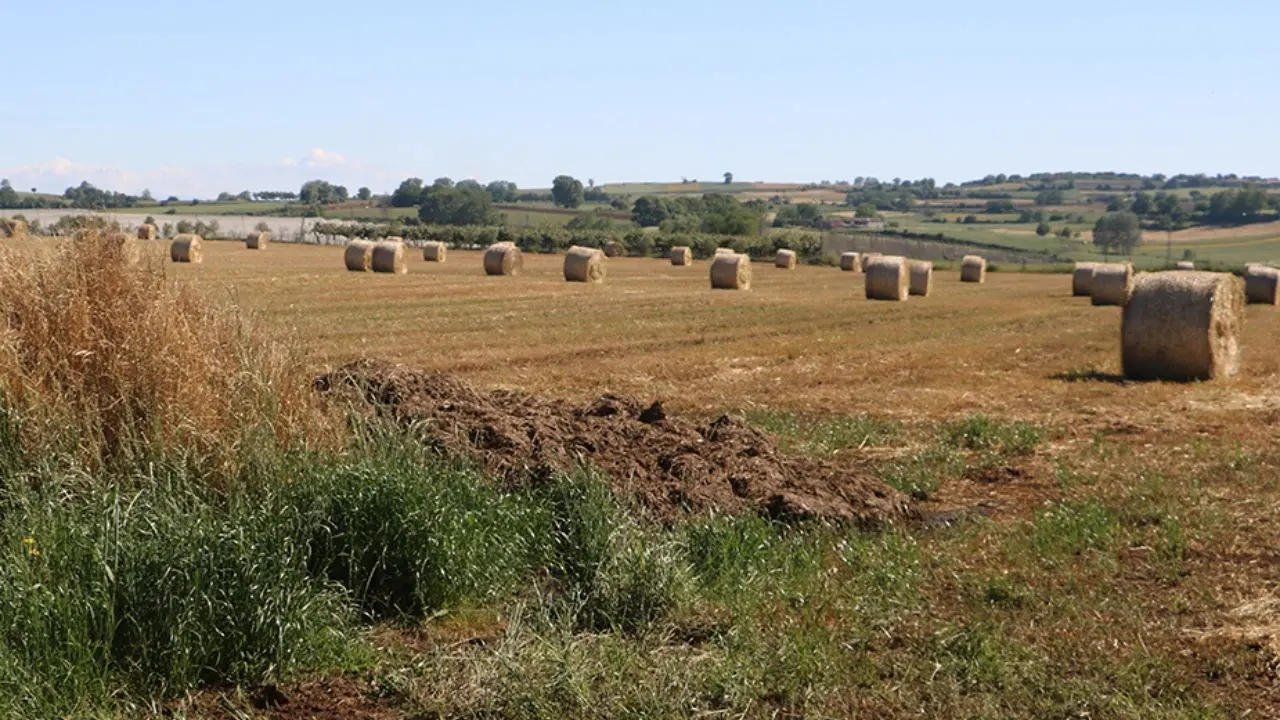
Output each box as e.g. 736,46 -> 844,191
2,0 -> 1277,197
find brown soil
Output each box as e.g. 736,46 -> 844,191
315,359 -> 911,525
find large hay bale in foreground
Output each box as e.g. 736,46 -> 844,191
1072,262 -> 1097,296
344,240 -> 375,272
670,246 -> 692,266
603,241 -> 625,258
170,234 -> 203,264
371,240 -> 407,274
908,260 -> 934,297
137,223 -> 158,240
840,252 -> 861,272
710,253 -> 752,290
775,249 -> 797,269
961,255 -> 987,283
246,231 -> 269,249
1244,265 -> 1279,305
423,241 -> 447,263
1176,261 -> 1195,270
484,242 -> 523,276
865,255 -> 909,301
564,246 -> 606,283
1091,263 -> 1134,306
1122,271 -> 1243,381
859,252 -> 882,272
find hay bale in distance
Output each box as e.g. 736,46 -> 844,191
840,252 -> 861,272
908,260 -> 934,297
1244,265 -> 1280,305
246,231 -> 269,249
137,223 -> 158,240
564,246 -> 606,283
0,218 -> 28,238
1072,262 -> 1097,296
484,242 -> 523,276
170,234 -> 203,264
423,241 -> 447,263
670,246 -> 693,266
775,249 -> 797,269
961,255 -> 987,283
865,255 -> 909,301
710,253 -> 752,290
109,232 -> 142,265
371,240 -> 407,274
1122,271 -> 1243,381
715,247 -> 736,256
603,241 -> 625,258
1176,261 -> 1195,270
344,240 -> 375,272
1091,262 -> 1134,306
859,252 -> 882,272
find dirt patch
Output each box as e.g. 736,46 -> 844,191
315,359 -> 911,525
173,676 -> 402,720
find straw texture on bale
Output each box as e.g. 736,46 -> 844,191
108,232 -> 142,265
960,255 -> 987,283
603,241 -> 625,258
710,253 -> 752,290
170,234 -> 203,264
484,242 -> 523,276
670,246 -> 692,266
0,218 -> 28,238
1091,263 -> 1134,306
422,241 -> 447,263
715,247 -> 736,256
344,240 -> 375,272
564,246 -> 606,283
865,256 -> 909,301
371,240 -> 407,274
908,260 -> 934,297
1121,271 -> 1243,382
775,249 -> 797,269
1176,261 -> 1195,270
1244,265 -> 1280,305
1072,262 -> 1097,296
840,252 -> 861,272
859,252 -> 882,272
137,223 -> 158,240
246,231 -> 269,249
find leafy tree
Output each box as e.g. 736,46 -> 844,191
632,196 -> 670,227
565,212 -> 612,230
456,179 -> 484,191
357,187 -> 372,201
1130,192 -> 1153,216
1034,189 -> 1064,206
254,221 -> 271,233
724,172 -> 734,185
0,179 -> 18,208
418,184 -> 495,226
985,199 -> 1017,214
1156,192 -> 1180,216
1035,222 -> 1051,236
1206,188 -> 1267,224
1092,211 -> 1142,256
1057,226 -> 1073,239
391,178 -> 425,208
176,219 -> 195,234
773,202 -> 824,228
1106,197 -> 1127,212
299,180 -> 341,205
432,177 -> 454,188
854,203 -> 878,218
333,185 -> 349,203
552,175 -> 585,209
486,181 -> 518,203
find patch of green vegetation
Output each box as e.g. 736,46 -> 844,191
745,410 -> 902,456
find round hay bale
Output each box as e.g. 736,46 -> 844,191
865,255 -> 909,301
775,249 -> 797,269
371,240 -> 407,274
484,242 -> 523,276
710,253 -> 752,290
1,218 -> 28,238
1176,261 -> 1195,270
670,246 -> 693,266
603,241 -> 626,258
908,260 -> 934,297
859,252 -> 882,272
1122,271 -> 1243,381
344,240 -> 375,272
715,247 -> 736,256
840,252 -> 861,272
170,234 -> 203,264
564,246 -> 606,283
961,255 -> 987,283
108,232 -> 142,265
1244,265 -> 1280,305
1091,262 -> 1134,306
246,231 -> 269,249
137,223 -> 158,240
423,241 -> 447,263
1072,262 -> 1097,297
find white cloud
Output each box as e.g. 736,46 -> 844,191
304,148 -> 345,167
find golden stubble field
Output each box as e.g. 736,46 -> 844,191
168,240 -> 1280,443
